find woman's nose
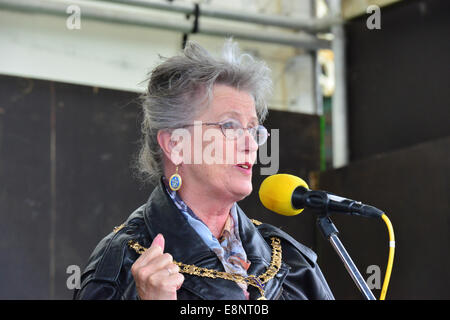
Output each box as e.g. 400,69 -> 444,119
239,128 -> 259,152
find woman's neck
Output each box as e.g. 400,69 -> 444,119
163,162 -> 237,239
177,186 -> 233,239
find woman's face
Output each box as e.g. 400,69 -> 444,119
178,84 -> 259,202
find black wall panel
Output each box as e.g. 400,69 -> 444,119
0,75 -> 149,299
52,82 -> 149,299
346,0 -> 450,161
0,78 -> 51,299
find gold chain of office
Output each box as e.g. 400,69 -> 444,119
121,220 -> 282,300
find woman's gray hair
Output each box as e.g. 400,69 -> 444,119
134,39 -> 273,185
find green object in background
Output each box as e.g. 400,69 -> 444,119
320,114 -> 326,172
320,97 -> 332,172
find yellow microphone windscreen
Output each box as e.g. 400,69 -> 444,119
259,174 -> 309,216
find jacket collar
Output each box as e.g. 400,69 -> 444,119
143,180 -> 217,264
142,179 -> 289,300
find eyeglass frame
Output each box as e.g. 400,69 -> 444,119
180,120 -> 270,146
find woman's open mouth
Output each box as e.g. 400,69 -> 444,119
235,162 -> 253,175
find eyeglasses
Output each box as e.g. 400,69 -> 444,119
181,119 -> 270,146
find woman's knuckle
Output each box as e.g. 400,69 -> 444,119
136,268 -> 146,280
148,272 -> 160,284
131,264 -> 138,275
163,253 -> 173,262
177,273 -> 185,283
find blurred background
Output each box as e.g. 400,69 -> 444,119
0,0 -> 448,299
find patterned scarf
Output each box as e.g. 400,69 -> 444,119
162,177 -> 251,299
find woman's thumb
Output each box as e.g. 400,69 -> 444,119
151,233 -> 165,252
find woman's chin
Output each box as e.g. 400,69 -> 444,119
230,181 -> 253,200
229,168 -> 253,198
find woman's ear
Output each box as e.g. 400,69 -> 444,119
157,129 -> 184,165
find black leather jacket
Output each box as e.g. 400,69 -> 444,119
74,181 -> 334,300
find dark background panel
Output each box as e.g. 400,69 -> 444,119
0,77 -> 51,299
52,83 -> 150,299
316,137 -> 450,299
346,0 -> 450,161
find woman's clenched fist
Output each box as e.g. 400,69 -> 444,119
131,234 -> 184,300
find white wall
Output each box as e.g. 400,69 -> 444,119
0,0 -> 320,114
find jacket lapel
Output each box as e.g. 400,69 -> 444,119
236,205 -> 290,300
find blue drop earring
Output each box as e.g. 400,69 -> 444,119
169,166 -> 182,191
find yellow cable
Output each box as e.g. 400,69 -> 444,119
380,214 -> 395,300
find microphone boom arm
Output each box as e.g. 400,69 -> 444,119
317,215 -> 376,300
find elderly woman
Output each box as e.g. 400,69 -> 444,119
74,40 -> 333,300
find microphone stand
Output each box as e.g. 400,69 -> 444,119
317,215 -> 376,300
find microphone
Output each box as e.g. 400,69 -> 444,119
259,174 -> 383,218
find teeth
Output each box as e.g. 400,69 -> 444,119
239,165 -> 249,169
